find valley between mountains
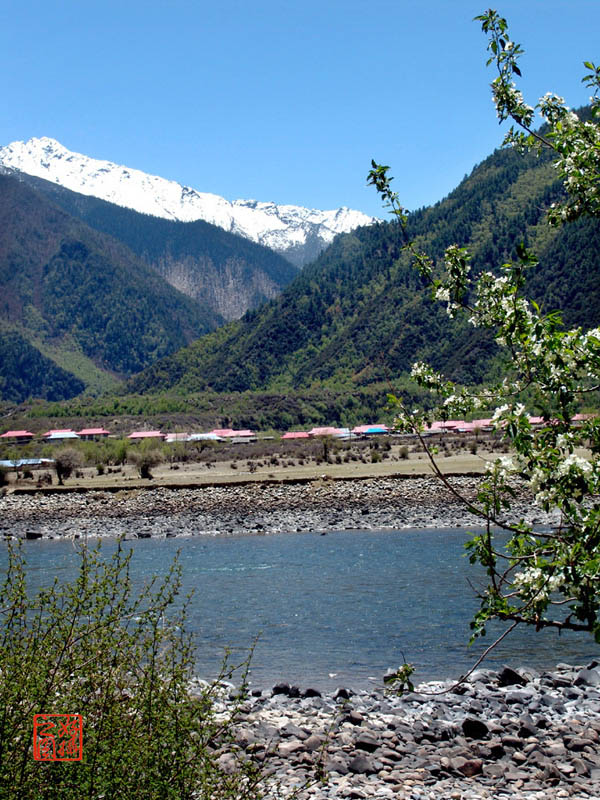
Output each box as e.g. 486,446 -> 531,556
0,127 -> 599,428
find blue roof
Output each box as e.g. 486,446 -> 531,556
0,458 -> 54,468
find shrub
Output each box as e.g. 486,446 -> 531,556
0,541 -> 265,798
131,449 -> 163,480
53,447 -> 84,486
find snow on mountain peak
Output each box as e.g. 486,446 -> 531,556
0,137 -> 377,266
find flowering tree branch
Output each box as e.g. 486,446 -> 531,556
368,8 -> 600,670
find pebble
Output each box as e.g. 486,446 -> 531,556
205,662 -> 600,799
0,476 -> 559,540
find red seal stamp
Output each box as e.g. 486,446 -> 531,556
33,714 -> 82,761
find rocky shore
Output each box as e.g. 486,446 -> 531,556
0,475 -> 558,539
211,662 -> 600,800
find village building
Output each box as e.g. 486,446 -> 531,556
308,426 -> 342,437
0,430 -> 35,445
164,433 -> 190,443
188,432 -> 223,442
43,429 -> 80,443
210,429 -> 256,442
76,428 -> 111,441
127,431 -> 166,442
281,431 -> 310,440
352,424 -> 389,436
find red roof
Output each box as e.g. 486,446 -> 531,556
77,428 -> 110,435
282,431 -> 310,439
0,430 -> 34,438
425,421 -> 464,431
127,431 -> 165,439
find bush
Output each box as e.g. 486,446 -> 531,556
131,448 -> 163,480
0,541 -> 265,799
53,447 -> 84,486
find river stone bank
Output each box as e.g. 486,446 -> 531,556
0,476 -> 558,539
211,662 -> 600,800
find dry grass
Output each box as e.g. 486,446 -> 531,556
4,443 -> 499,493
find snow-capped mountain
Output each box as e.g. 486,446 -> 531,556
0,137 -> 377,266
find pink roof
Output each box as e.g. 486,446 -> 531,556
210,429 -> 254,438
471,419 -> 493,428
282,431 -> 310,439
77,428 -> 110,435
127,431 -> 165,439
309,427 -> 341,436
0,430 -> 34,438
426,420 -> 465,431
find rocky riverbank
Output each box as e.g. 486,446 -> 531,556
211,662 -> 600,800
0,475 -> 558,539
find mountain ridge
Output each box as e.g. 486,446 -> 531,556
2,168 -> 300,322
126,139 -> 600,400
0,137 -> 376,267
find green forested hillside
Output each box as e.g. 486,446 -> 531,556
129,139 -> 599,397
0,328 -> 85,403
0,173 -> 221,400
11,171 -> 299,321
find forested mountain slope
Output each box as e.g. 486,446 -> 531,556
0,327 -> 85,403
129,140 -> 600,396
6,170 -> 299,321
0,173 -> 220,401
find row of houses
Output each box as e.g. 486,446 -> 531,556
0,424 -> 392,446
0,427 -> 256,445
0,414 -> 592,447
423,414 -> 591,434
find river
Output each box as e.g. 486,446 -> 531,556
5,528 -> 598,691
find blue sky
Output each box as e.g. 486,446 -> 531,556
3,1 -> 598,218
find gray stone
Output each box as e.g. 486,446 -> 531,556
324,757 -> 349,775
346,709 -> 364,726
354,731 -> 381,753
279,722 -> 308,739
450,756 -> 483,777
574,667 -> 600,687
348,754 -> 377,774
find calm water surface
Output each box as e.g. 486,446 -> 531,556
7,529 -> 598,691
